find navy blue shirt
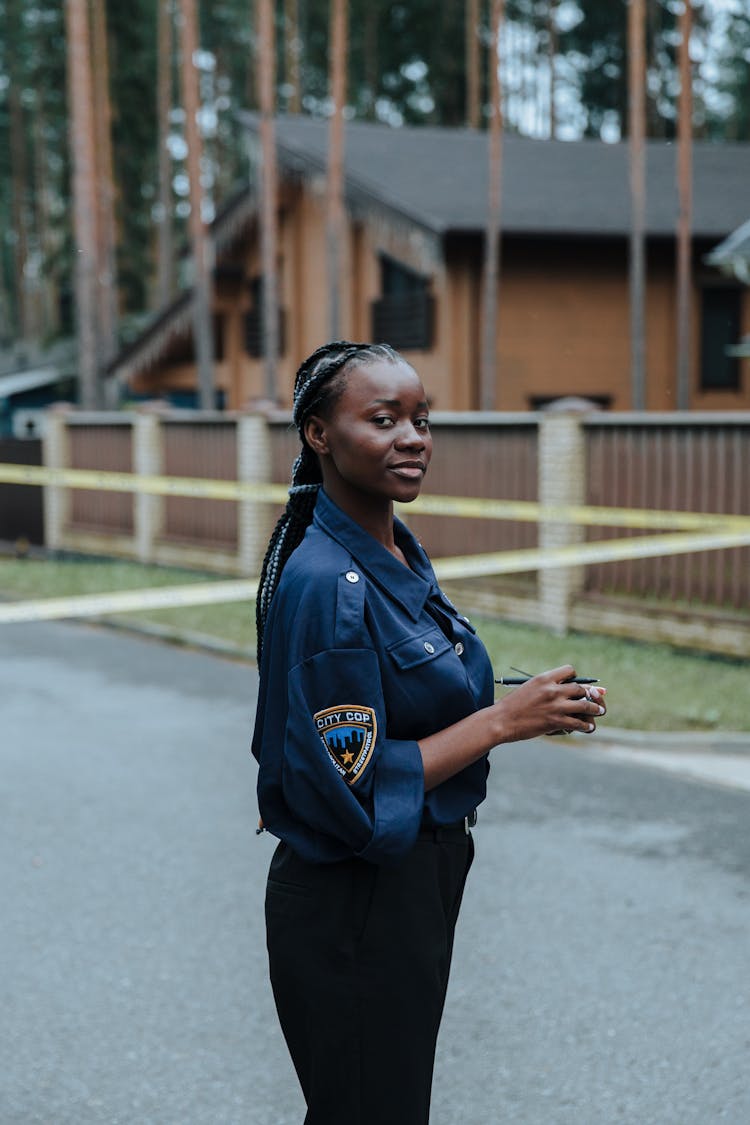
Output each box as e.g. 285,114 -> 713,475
252,489 -> 494,865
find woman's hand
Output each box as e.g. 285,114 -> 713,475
420,665 -> 607,791
493,664 -> 607,742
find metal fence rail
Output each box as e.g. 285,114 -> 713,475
585,416 -> 750,609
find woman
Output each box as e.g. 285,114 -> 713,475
251,340 -> 606,1125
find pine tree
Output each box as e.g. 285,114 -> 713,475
65,0 -> 99,407
91,0 -> 119,371
1,0 -> 749,361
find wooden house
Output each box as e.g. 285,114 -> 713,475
108,115 -> 750,412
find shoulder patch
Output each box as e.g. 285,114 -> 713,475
313,704 -> 377,786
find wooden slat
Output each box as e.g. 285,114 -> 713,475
69,424 -> 134,533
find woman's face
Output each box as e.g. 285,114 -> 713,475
305,359 -> 432,508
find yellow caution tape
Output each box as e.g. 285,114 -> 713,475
0,579 -> 258,624
402,495 -> 750,532
1,462 -> 749,532
1,528 -> 749,624
0,463 -> 290,504
433,528 -> 750,580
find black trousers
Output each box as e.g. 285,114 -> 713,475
265,827 -> 474,1125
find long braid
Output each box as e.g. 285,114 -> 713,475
255,339 -> 402,661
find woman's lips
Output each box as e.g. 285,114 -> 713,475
388,463 -> 425,479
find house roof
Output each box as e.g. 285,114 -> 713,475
111,117 -> 750,387
239,112 -> 750,240
706,218 -> 750,283
0,368 -> 63,400
109,291 -> 194,384
108,188 -> 257,384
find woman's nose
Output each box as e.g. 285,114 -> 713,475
395,422 -> 426,449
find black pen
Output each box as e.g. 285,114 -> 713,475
495,676 -> 600,685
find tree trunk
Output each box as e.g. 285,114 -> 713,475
179,0 -> 215,410
65,0 -> 100,408
90,0 -> 119,371
7,0 -> 31,344
32,103 -> 56,338
363,0 -> 378,121
646,0 -> 664,137
327,0 -> 348,341
156,0 -> 176,308
547,0 -> 558,137
628,0 -> 647,410
676,0 -> 693,410
257,0 -> 280,401
8,78 -> 30,344
285,0 -> 302,112
480,0 -> 503,411
466,0 -> 480,128
520,6 -> 536,134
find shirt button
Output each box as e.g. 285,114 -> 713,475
424,641 -> 435,654
345,571 -> 359,583
454,642 -> 465,656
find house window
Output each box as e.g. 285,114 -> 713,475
244,276 -> 286,358
700,286 -> 742,391
371,256 -> 434,351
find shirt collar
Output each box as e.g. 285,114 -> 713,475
313,489 -> 434,621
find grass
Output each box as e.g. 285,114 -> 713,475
1,555 -> 748,733
0,555 -> 256,651
476,617 -> 749,734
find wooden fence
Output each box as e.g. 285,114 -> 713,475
28,405 -> 750,656
0,438 -> 43,545
584,415 -> 750,610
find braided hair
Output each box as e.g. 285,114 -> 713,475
255,339 -> 403,661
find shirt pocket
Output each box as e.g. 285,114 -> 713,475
386,626 -> 453,670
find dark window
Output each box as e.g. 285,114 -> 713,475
244,276 -> 286,358
371,256 -> 435,351
59,286 -> 74,337
381,256 -> 423,296
700,287 -> 742,391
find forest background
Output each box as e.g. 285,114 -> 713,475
0,0 -> 749,362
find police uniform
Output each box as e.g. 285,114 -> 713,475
252,489 -> 495,1125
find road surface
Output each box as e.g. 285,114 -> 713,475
2,621 -> 749,1124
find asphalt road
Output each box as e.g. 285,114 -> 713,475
2,622 -> 749,1125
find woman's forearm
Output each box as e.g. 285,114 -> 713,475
418,666 -> 607,792
419,704 -> 505,790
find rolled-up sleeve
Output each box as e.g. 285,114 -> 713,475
282,648 -> 425,863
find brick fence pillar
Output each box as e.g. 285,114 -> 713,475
237,413 -> 273,576
537,401 -> 593,634
133,411 -> 164,564
42,408 -> 71,552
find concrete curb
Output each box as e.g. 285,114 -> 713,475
93,614 -> 257,664
587,726 -> 750,756
100,620 -> 750,754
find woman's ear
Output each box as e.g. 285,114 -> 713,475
304,415 -> 329,456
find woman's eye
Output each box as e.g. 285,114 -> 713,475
373,416 -> 395,427
415,417 -> 430,431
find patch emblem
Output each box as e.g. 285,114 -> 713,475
313,704 -> 377,785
